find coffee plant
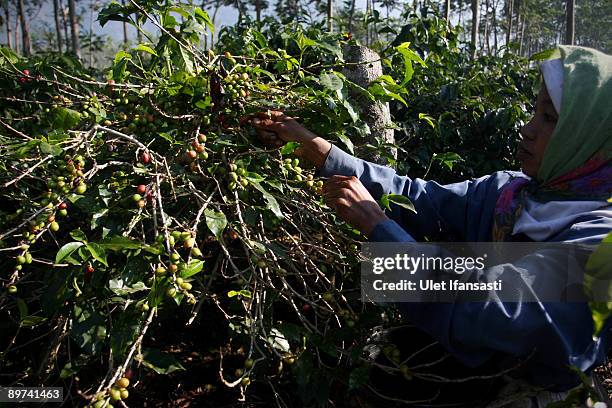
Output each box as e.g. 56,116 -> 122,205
0,2 -> 539,407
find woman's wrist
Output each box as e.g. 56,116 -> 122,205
302,137 -> 332,168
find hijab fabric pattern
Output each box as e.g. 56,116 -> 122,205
492,155 -> 612,241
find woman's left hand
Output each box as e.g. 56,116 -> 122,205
322,175 -> 389,236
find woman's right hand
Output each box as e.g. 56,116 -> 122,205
250,110 -> 317,145
249,110 -> 332,168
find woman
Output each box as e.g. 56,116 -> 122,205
252,45 -> 611,403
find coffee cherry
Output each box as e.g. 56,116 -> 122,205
16,255 -> 26,264
109,388 -> 121,401
7,285 -> 17,294
141,152 -> 151,164
75,184 -> 87,194
229,172 -> 238,182
191,247 -> 202,257
302,303 -> 312,313
322,293 -> 333,302
244,358 -> 254,369
180,282 -> 192,290
187,150 -> 197,160
171,252 -> 180,262
241,377 -> 251,386
86,264 -> 95,274
116,377 -> 130,388
256,259 -> 267,268
168,264 -> 179,273
155,266 -> 167,275
24,253 -> 32,264
59,209 -> 68,217
183,238 -> 195,249
136,185 -> 146,194
166,287 -> 177,297
50,221 -> 60,232
198,133 -> 207,143
132,194 -> 142,202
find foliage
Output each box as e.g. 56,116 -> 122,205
0,2 -> 441,407
0,1 -> 546,407
382,7 -> 538,183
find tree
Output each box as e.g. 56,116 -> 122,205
2,1 -> 13,49
505,0 -> 513,46
445,0 -> 451,21
565,0 -> 574,45
68,0 -> 80,58
53,0 -> 64,52
16,0 -> 31,55
470,0 -> 479,59
327,0 -> 332,31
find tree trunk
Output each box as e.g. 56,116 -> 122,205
327,0 -> 332,32
365,0 -> 370,46
14,10 -> 19,53
121,0 -> 128,44
505,0 -> 513,46
518,10 -> 525,55
342,45 -> 396,164
16,0 -> 30,55
470,0 -> 480,60
565,0 -> 574,45
445,0 -> 451,21
255,0 -> 261,21
68,0 -> 80,58
347,0 -> 356,32
88,0 -> 94,66
60,0 -> 69,51
483,0 -> 490,54
492,0 -> 498,52
53,0 -> 63,52
5,6 -> 13,50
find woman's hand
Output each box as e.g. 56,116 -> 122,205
323,175 -> 389,236
249,110 -> 332,168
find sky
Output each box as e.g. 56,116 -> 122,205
1,0 -> 376,47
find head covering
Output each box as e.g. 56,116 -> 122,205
492,46 -> 612,242
540,58 -> 564,114
537,46 -> 612,183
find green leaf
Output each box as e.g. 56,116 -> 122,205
205,209 -> 227,240
180,259 -> 204,278
320,71 -> 343,91
280,142 -> 301,155
134,44 -> 158,56
381,194 -> 416,213
432,152 -> 463,171
138,348 -> 185,375
98,236 -> 143,250
396,42 -> 426,86
52,108 -> 81,130
418,113 -> 435,128
194,7 -> 214,32
70,229 -> 88,243
109,279 -> 148,295
336,133 -> 354,154
21,315 -> 47,327
72,305 -> 107,355
39,141 -> 63,156
56,242 -> 85,263
86,243 -> 108,267
252,182 -> 283,218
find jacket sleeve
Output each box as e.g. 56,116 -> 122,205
393,245 -> 599,390
318,144 -> 500,241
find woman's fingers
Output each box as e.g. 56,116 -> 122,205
255,110 -> 292,121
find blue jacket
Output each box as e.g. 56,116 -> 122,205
319,144 -> 612,390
